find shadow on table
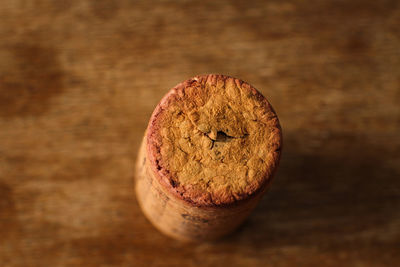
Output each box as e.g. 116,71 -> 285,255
223,132 -> 399,249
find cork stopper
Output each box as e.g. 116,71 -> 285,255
146,74 -> 282,207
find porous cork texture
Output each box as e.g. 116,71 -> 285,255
136,74 -> 282,241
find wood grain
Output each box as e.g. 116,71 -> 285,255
0,0 -> 399,266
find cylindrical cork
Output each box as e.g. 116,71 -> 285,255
135,74 -> 282,241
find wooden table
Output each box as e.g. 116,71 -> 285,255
1,1 -> 399,266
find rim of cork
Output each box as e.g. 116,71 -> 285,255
145,74 -> 282,208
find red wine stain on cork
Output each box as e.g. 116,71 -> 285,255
0,43 -> 65,118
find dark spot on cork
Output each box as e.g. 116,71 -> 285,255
142,157 -> 146,167
216,131 -> 234,142
155,160 -> 162,171
170,179 -> 178,188
209,131 -> 248,146
181,213 -> 209,223
0,43 -> 65,118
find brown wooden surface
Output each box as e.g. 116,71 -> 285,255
0,1 -> 399,266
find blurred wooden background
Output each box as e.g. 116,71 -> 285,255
0,0 -> 399,266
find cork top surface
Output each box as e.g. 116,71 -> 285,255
147,74 -> 282,207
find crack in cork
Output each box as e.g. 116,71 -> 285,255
203,130 -> 248,150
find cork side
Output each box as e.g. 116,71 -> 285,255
146,74 -> 282,207
136,135 -> 260,241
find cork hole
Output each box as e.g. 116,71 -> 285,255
215,131 -> 233,142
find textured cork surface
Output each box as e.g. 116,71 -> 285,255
1,0 -> 399,266
147,74 -> 281,206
